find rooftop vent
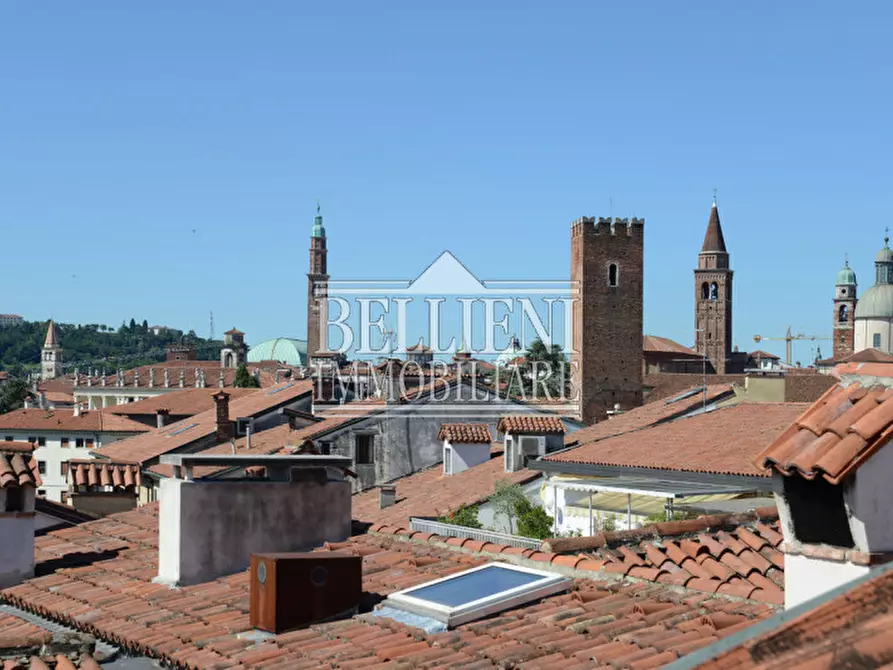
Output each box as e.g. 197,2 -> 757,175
377,562 -> 570,630
250,552 -> 362,633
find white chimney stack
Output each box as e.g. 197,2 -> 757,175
155,454 -> 353,586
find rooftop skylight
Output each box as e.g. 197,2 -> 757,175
167,422 -> 198,437
382,562 -> 571,628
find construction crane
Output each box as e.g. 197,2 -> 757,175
753,326 -> 831,366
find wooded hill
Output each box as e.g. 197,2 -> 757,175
0,319 -> 221,376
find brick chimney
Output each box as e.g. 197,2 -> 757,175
212,391 -> 233,443
156,408 -> 170,429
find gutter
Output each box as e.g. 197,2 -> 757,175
529,459 -> 774,492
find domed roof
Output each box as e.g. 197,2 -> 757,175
247,338 -> 308,366
854,284 -> 893,320
877,242 -> 893,263
311,204 -> 326,238
836,261 -> 857,286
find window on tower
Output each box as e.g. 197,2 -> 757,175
608,264 -> 618,287
701,283 -> 709,299
874,333 -> 882,349
709,283 -> 718,300
838,305 -> 849,323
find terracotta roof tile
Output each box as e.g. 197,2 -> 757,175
105,387 -> 257,418
0,442 -> 41,489
437,423 -> 492,443
549,403 -> 806,477
756,377 -> 893,484
693,564 -> 893,669
0,410 -> 148,434
643,335 -> 700,357
95,380 -> 312,465
496,414 -> 566,435
68,460 -> 141,491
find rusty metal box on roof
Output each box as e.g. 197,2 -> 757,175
249,552 -> 362,634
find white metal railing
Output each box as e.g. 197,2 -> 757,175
409,517 -> 542,550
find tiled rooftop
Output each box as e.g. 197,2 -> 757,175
437,423 -> 492,444
548,403 -> 806,478
95,380 -> 312,465
540,508 -> 784,606
1,504 -> 780,670
68,460 -> 141,491
105,387 -> 257,417
351,446 -> 535,528
643,335 -> 700,357
691,563 -> 893,669
497,415 -> 566,435
0,410 -> 148,434
563,384 -> 736,451
756,381 -> 893,484
0,442 -> 41,489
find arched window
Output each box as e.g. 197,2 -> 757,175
838,305 -> 849,323
709,283 -> 719,300
608,263 -> 618,287
701,283 -> 709,299
224,352 -> 233,368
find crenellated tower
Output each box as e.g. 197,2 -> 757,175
694,197 -> 733,373
571,216 -> 644,424
307,204 -> 329,363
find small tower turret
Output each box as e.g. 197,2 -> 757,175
220,328 -> 247,368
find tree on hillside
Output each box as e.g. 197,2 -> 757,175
0,378 -> 30,415
233,363 -> 260,388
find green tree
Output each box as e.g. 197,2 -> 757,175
514,498 -> 555,540
233,363 -> 260,388
438,505 -> 482,529
0,378 -> 30,415
489,479 -> 530,533
129,318 -> 137,330
502,338 -> 570,399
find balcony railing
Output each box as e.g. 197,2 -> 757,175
409,517 -> 542,550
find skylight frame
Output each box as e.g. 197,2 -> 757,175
385,562 -> 571,628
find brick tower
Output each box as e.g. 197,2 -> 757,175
307,204 -> 329,363
694,197 -> 733,373
833,259 -> 857,359
571,217 -> 644,425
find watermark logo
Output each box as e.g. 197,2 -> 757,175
310,251 -> 580,417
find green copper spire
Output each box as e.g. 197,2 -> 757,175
311,201 -> 326,238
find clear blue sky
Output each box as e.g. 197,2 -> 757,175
2,2 -> 891,364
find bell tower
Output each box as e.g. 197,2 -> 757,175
307,204 -> 329,364
832,259 -> 857,360
694,196 -> 733,373
41,319 -> 63,381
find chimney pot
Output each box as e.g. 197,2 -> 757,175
156,408 -> 171,429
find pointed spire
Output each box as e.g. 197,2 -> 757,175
701,196 -> 727,254
44,319 -> 59,348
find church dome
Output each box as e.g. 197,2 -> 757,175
836,261 -> 856,286
877,245 -> 893,263
247,338 -> 308,366
855,284 -> 893,320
